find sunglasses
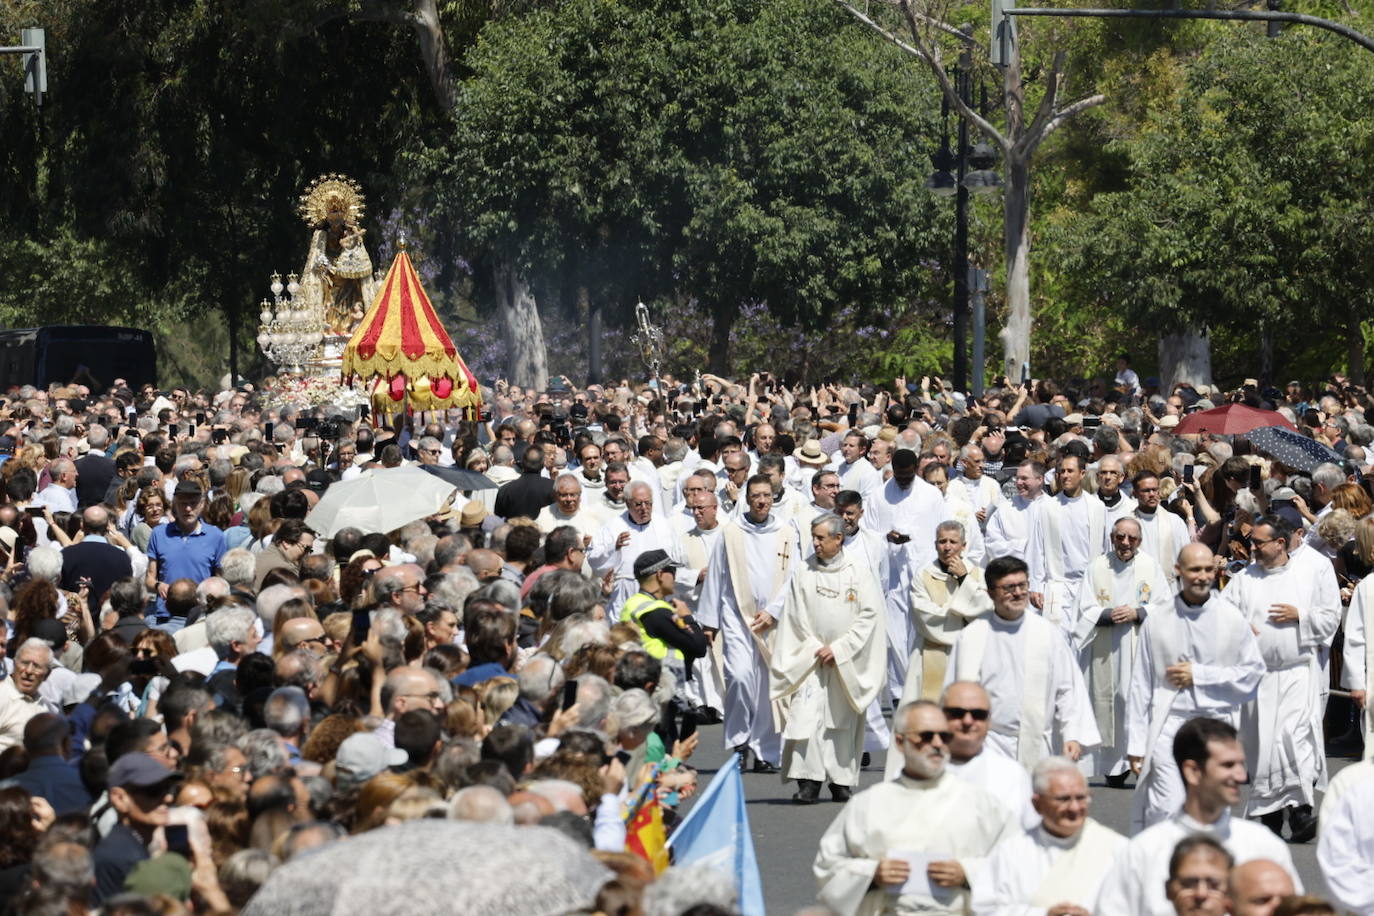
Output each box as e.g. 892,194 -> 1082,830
943,707 -> 989,721
906,730 -> 954,744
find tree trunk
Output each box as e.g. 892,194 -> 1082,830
1158,326 -> 1213,391
585,288 -> 603,386
1348,313 -> 1366,386
999,155 -> 1033,381
708,308 -> 734,376
494,260 -> 548,390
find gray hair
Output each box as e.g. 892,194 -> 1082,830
264,687 -> 310,739
447,786 -> 514,825
553,473 -> 583,493
560,618 -> 610,657
810,512 -> 845,537
256,584 -> 300,626
610,688 -> 660,731
472,579 -> 521,614
518,653 -> 564,704
428,569 -> 481,614
1112,516 -> 1143,538
1313,462 -> 1346,492
664,438 -> 688,463
220,548 -> 256,589
236,728 -> 290,779
373,608 -> 408,649
15,637 -> 53,668
255,475 -> 285,496
207,606 -> 258,656
1031,754 -> 1085,796
218,849 -> 279,908
935,519 -> 966,542
196,576 -> 230,604
643,865 -> 738,916
27,546 -> 63,584
573,674 -> 614,730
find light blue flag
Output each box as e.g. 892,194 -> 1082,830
667,764 -> 766,915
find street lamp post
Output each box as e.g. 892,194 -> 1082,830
927,26 -> 1000,394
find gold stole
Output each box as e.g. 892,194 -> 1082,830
1027,820 -> 1121,908
721,521 -> 791,665
1086,557 -> 1145,748
919,568 -> 953,701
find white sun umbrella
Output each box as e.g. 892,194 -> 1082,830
305,465 -> 458,538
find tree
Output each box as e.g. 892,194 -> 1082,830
830,0 -> 1105,380
418,0 -> 952,377
1047,25 -> 1374,385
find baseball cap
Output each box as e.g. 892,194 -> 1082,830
633,549 -> 678,579
335,733 -> 407,789
107,752 -> 181,791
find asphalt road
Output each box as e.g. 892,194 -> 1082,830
677,722 -> 1353,915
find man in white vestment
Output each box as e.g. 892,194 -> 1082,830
971,756 -> 1127,916
834,488 -> 894,754
943,556 -> 1100,771
698,475 -> 801,771
1227,859 -> 1295,916
803,470 -> 842,530
771,514 -> 887,803
1317,770 -> 1374,916
588,480 -> 688,617
1028,454 -> 1109,627
814,700 -> 1017,916
1093,455 -> 1136,526
1222,514 -> 1339,842
1163,837 -> 1233,916
678,490 -> 725,719
865,449 -> 946,701
832,430 -> 883,502
895,522 -> 992,709
1341,571 -> 1374,752
886,681 -> 1038,827
921,464 -> 986,568
984,460 -> 1047,561
673,470 -> 718,534
1070,517 -> 1170,785
1098,717 -> 1299,916
1126,543 -> 1264,833
1131,471 -> 1190,589
757,454 -> 809,540
950,444 -> 1002,534
535,474 -> 600,541
589,462 -> 631,521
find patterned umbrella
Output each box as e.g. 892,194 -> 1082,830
342,241 -> 482,415
241,821 -> 611,916
1172,403 -> 1295,436
1244,425 -> 1343,473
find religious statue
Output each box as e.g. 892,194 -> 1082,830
296,174 -> 380,338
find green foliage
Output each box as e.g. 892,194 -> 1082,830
417,0 -> 954,363
1044,23 -> 1374,379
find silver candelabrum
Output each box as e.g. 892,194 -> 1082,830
256,272 -> 323,375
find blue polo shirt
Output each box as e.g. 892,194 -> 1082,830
146,519 -> 226,615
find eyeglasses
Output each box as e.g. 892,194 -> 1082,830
1249,536 -> 1279,547
399,583 -> 428,594
1173,876 -> 1225,893
404,691 -> 442,702
993,582 -> 1029,594
903,730 -> 954,745
1112,534 -> 1142,543
943,707 -> 989,721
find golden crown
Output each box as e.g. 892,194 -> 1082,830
298,173 -> 366,226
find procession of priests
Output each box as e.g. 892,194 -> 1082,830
642,419 -> 1374,914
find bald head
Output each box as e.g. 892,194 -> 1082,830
467,549 -> 503,580
1228,859 -> 1295,916
448,785 -> 514,825
507,790 -> 556,825
381,666 -> 442,719
279,617 -> 326,653
82,505 -> 110,536
1176,543 -> 1217,603
941,680 -> 990,709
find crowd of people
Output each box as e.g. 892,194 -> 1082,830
0,364 -> 1370,915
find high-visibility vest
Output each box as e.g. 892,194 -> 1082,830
619,590 -> 682,661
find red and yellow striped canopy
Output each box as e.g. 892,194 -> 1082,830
342,247 -> 481,410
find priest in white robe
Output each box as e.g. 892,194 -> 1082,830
834,489 -> 893,754
1130,471 -> 1190,589
677,490 -> 726,715
1099,717 -> 1299,916
943,556 -> 1100,772
587,480 -> 689,617
1125,543 -> 1263,833
895,521 -> 992,709
1069,518 -> 1170,783
535,474 -> 601,542
1027,455 -> 1108,628
1341,573 -> 1374,751
1317,768 -> 1374,916
863,450 -> 946,700
984,459 -> 1047,561
950,443 -> 1003,535
831,431 -> 883,503
922,464 -> 986,568
814,700 -> 1017,916
697,475 -> 800,770
885,681 -> 1038,827
1222,514 -> 1340,838
771,514 -> 887,802
1092,455 -> 1136,527
971,757 -> 1127,916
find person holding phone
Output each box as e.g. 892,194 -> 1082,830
144,481 -> 225,630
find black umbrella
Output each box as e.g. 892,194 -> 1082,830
418,463 -> 499,491
1243,426 -> 1343,473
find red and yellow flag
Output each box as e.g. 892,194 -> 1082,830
625,800 -> 669,874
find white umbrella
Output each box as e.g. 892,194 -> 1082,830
305,466 -> 457,537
